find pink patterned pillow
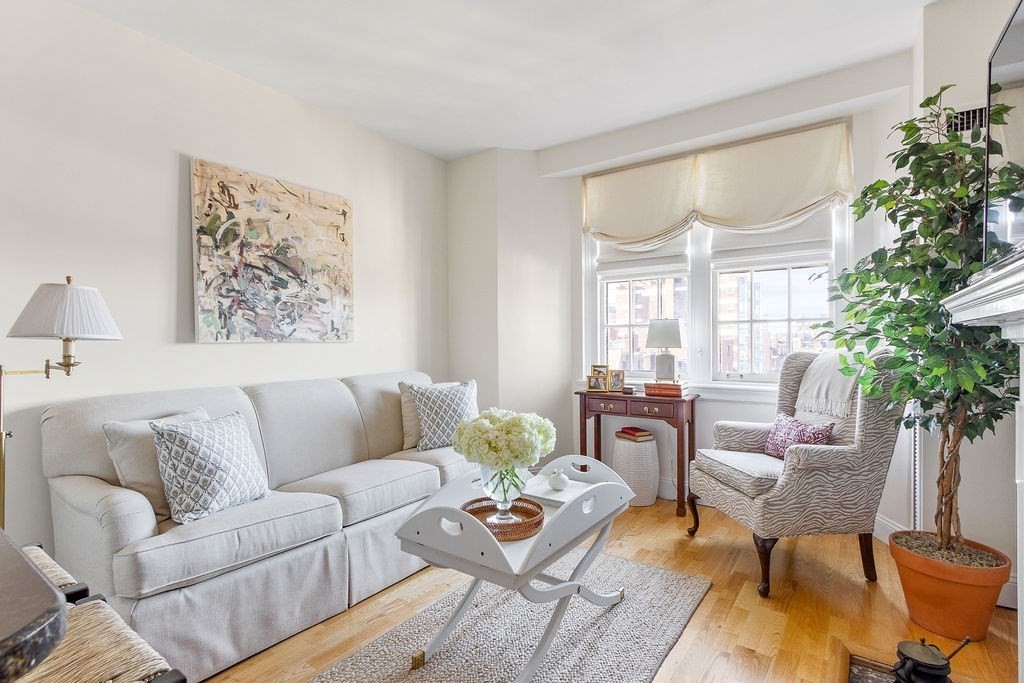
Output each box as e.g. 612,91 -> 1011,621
764,413 -> 834,459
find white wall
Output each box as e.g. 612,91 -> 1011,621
448,149 -> 579,458
0,0 -> 449,548
917,0 -> 1020,110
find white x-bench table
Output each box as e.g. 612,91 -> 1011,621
396,455 -> 634,683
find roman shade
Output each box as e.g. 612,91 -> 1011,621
584,122 -> 854,251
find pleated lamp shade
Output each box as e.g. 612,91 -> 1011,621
8,280 -> 122,340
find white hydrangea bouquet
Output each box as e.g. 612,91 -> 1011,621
453,409 -> 556,521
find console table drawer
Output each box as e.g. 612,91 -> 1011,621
586,398 -> 627,415
629,401 -> 674,418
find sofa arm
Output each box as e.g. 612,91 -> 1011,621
48,475 -> 157,598
783,444 -> 862,471
712,421 -> 772,452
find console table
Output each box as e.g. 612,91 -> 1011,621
575,390 -> 698,518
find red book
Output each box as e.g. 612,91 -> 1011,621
620,426 -> 651,436
616,431 -> 655,442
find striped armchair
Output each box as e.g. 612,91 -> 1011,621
688,351 -> 905,597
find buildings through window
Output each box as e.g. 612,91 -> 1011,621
602,275 -> 689,380
714,264 -> 830,380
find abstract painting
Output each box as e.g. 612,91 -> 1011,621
191,158 -> 353,343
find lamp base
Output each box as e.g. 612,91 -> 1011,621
655,353 -> 676,382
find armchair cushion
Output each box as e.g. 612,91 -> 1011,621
694,449 -> 784,497
764,413 -> 834,459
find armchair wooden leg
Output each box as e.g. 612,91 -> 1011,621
753,534 -> 778,598
858,532 -> 877,582
686,494 -> 700,536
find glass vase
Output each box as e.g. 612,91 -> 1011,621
479,465 -> 530,523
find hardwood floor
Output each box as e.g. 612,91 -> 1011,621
209,501 -> 1017,682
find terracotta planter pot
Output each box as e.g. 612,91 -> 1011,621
889,531 -> 1011,641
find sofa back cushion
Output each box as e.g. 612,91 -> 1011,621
42,386 -> 266,485
342,371 -> 432,459
244,379 -> 368,489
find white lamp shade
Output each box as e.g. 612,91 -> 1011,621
646,319 -> 682,349
8,281 -> 122,340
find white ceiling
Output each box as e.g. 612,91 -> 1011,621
69,0 -> 933,160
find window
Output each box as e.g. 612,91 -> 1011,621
714,264 -> 830,381
602,275 -> 689,380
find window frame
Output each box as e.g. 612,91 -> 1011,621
598,263 -> 690,382
711,253 -> 832,383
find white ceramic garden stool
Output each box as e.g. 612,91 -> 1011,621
611,437 -> 659,506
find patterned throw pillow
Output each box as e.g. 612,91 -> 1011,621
764,412 -> 834,460
409,380 -> 479,451
150,411 -> 268,524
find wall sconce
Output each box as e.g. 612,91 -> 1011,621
2,276 -> 122,528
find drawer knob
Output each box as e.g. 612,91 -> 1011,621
601,403 -> 614,411
643,406 -> 660,415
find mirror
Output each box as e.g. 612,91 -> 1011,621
985,0 -> 1024,265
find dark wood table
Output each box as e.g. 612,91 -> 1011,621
575,390 -> 698,518
0,530 -> 66,680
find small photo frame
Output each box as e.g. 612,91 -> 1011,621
590,364 -> 609,377
608,369 -> 626,392
587,375 -> 609,392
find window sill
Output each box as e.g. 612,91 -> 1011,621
685,381 -> 777,404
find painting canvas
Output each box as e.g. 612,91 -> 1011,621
191,158 -> 353,343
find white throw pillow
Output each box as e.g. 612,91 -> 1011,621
149,411 -> 268,524
408,380 -> 479,451
103,408 -> 210,523
399,381 -> 459,449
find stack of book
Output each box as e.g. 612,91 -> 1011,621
615,426 -> 654,442
643,382 -> 682,398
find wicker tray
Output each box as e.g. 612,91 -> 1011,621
459,497 -> 545,542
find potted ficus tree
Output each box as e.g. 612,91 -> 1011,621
822,85 -> 1023,641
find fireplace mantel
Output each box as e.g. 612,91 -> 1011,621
943,258 -> 1024,675
944,258 -> 1024,335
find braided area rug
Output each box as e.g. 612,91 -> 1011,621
310,550 -> 710,683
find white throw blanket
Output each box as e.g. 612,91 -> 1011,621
794,351 -> 860,418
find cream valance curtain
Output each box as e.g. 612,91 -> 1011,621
584,122 -> 854,251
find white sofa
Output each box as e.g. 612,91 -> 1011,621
40,371 -> 475,681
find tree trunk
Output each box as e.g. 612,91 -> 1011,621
935,410 -> 968,549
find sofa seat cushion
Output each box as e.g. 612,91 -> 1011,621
278,459 -> 439,526
112,490 -> 342,599
383,447 -> 476,484
695,449 -> 784,497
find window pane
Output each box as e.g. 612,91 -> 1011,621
607,326 -> 631,371
752,322 -> 789,374
791,320 -> 830,354
660,276 -> 689,320
752,269 -> 787,320
633,325 -> 655,372
606,281 -> 629,325
661,276 -> 689,380
718,272 -> 750,321
791,265 -> 829,319
718,323 -> 750,374
632,279 -> 658,324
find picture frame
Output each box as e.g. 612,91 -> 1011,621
608,369 -> 626,392
590,364 -> 609,377
587,375 -> 609,392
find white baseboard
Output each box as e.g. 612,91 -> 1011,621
873,513 -> 904,544
874,513 -> 1018,609
657,477 -> 677,501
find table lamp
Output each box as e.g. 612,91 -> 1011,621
2,276 -> 122,528
645,319 -> 682,382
